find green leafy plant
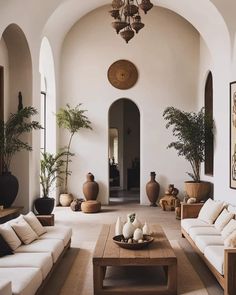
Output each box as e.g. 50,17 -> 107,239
40,151 -> 70,198
56,103 -> 92,193
163,107 -> 213,182
0,106 -> 42,173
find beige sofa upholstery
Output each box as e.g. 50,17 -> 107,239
0,217 -> 72,295
181,203 -> 236,295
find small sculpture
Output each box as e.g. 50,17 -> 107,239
159,184 -> 179,211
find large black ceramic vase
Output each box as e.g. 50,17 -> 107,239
0,172 -> 19,208
34,197 -> 55,215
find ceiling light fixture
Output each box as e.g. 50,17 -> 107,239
109,0 -> 154,43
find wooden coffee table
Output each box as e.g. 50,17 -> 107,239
93,224 -> 177,295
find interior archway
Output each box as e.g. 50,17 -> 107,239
0,23 -> 33,211
109,98 -> 140,204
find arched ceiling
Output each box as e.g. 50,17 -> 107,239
43,0 -> 231,65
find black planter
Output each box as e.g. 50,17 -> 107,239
0,172 -> 19,208
34,197 -> 55,215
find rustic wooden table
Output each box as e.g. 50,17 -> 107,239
93,224 -> 177,295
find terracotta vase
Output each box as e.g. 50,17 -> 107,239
146,171 -> 160,207
59,193 -> 74,207
83,173 -> 99,201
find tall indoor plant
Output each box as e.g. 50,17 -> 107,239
56,103 -> 92,206
0,106 -> 41,208
163,106 -> 213,201
34,151 -> 68,214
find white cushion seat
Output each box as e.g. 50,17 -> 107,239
189,226 -> 221,242
204,246 -> 225,275
0,252 -> 53,279
195,235 -> 224,253
181,218 -> 213,234
0,268 -> 42,295
15,239 -> 64,263
39,226 -> 72,247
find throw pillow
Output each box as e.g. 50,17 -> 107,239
0,234 -> 14,257
224,230 -> 236,247
214,208 -> 234,231
11,220 -> 38,245
23,211 -> 46,236
221,219 -> 236,239
0,224 -> 22,250
198,198 -> 224,224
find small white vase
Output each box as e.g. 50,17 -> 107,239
133,216 -> 142,229
115,217 -> 123,236
133,228 -> 143,241
122,220 -> 135,239
143,221 -> 150,235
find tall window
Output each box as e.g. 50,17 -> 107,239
40,76 -> 47,152
204,72 -> 214,175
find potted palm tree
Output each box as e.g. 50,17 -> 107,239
56,103 -> 92,206
34,150 -> 69,214
0,106 -> 42,208
163,107 -> 213,201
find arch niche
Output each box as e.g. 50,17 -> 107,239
108,98 -> 140,203
0,23 -> 33,211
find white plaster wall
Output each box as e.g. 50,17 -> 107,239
60,6 -> 200,204
0,38 -> 9,120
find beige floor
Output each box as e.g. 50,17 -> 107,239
41,202 -> 223,295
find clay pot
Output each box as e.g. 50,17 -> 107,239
0,172 -> 19,208
184,181 -> 211,202
59,193 -> 74,207
146,171 -> 160,207
34,197 -> 55,215
70,199 -> 84,211
83,173 -> 99,201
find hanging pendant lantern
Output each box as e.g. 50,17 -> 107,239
139,0 -> 153,14
120,27 -> 135,43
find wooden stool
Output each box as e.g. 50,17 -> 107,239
81,200 -> 101,213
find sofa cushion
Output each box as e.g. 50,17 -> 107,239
39,226 -> 72,246
181,218 -> 213,234
0,252 -> 53,279
0,279 -> 12,295
224,230 -> 236,247
23,212 -> 46,236
15,238 -> 64,263
189,226 -> 221,242
204,246 -> 224,275
198,199 -> 224,224
221,219 -> 236,240
0,234 -> 14,257
11,220 -> 38,245
0,224 -> 21,250
214,208 -> 234,231
0,268 -> 42,295
195,235 -> 224,253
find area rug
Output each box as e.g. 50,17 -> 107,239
40,240 -> 208,295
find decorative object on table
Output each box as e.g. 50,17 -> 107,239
109,0 -> 154,43
34,151 -> 68,215
163,107 -> 213,201
81,200 -> 101,213
115,216 -> 123,235
113,234 -> 153,249
187,197 -> 197,204
146,171 -> 160,206
0,106 -> 42,208
230,81 -> 236,189
83,172 -> 99,201
70,198 -> 84,211
122,219 -> 135,239
107,60 -> 138,90
132,215 -> 142,229
159,184 -> 179,211
143,221 -> 150,235
56,104 -> 92,206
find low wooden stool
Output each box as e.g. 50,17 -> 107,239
81,200 -> 101,213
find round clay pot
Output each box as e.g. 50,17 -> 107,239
70,198 -> 84,211
146,171 -> 160,207
83,173 -> 99,201
34,197 -> 55,214
0,172 -> 19,208
184,181 -> 211,202
59,193 -> 74,207
81,200 -> 101,213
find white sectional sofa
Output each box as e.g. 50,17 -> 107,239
181,200 -> 236,295
0,213 -> 72,295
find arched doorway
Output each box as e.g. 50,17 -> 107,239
109,98 -> 140,203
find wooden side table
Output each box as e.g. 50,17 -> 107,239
36,214 -> 54,226
0,207 -> 23,224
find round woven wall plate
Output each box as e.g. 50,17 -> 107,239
107,60 -> 138,90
